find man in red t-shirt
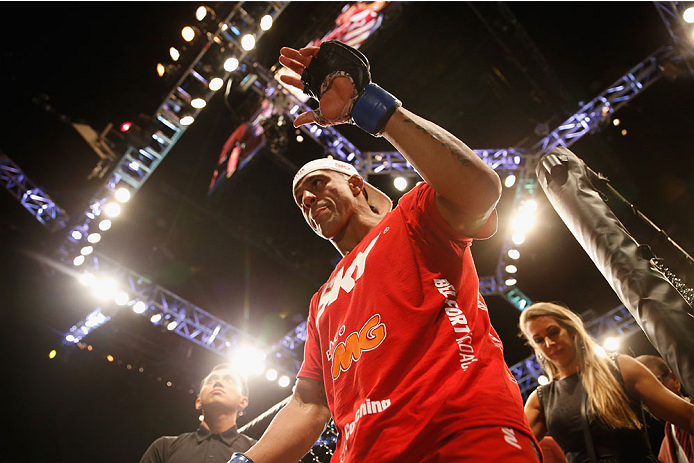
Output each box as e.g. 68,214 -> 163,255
229,41 -> 541,463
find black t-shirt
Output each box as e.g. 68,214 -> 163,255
140,424 -> 256,463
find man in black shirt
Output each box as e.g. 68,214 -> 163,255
140,364 -> 256,463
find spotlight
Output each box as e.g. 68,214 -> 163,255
209,77 -> 224,91
603,337 -> 620,351
230,345 -> 266,376
87,233 -> 101,244
167,320 -> 178,331
114,291 -> 129,306
505,278 -> 517,286
512,214 -> 534,234
169,46 -> 180,61
79,272 -> 96,287
683,6 -> 694,23
66,334 -> 75,342
524,200 -> 537,213
196,5 -> 207,21
612,118 -> 620,126
157,63 -> 166,77
504,174 -> 516,188
182,26 -> 196,42
191,98 -> 207,109
73,255 -> 85,266
115,187 -> 131,203
393,176 -> 408,192
180,115 -> 195,126
92,277 -> 118,300
99,219 -> 112,231
266,369 -> 278,381
594,346 -> 607,357
537,375 -> 549,386
505,264 -> 518,274
507,249 -> 520,260
511,233 -> 525,245
107,354 -> 114,362
278,375 -> 291,387
120,121 -> 132,132
224,57 -> 239,72
150,313 -> 162,323
49,349 -> 57,359
104,202 -> 121,218
80,245 -> 94,256
71,230 -> 83,240
241,34 -> 255,51
260,14 -> 273,31
133,301 -> 147,314
621,129 -> 627,136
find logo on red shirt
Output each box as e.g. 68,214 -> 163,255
329,314 -> 387,379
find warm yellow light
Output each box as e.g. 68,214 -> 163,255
260,14 -> 273,31
191,98 -> 207,109
683,6 -> 694,23
115,187 -> 131,203
196,5 -> 207,21
49,350 -> 57,359
621,129 -> 627,136
241,34 -> 255,51
507,249 -> 520,260
512,233 -> 525,245
612,118 -> 620,126
104,202 -> 121,218
182,26 -> 195,42
278,375 -> 290,387
393,176 -> 408,192
505,264 -> 518,274
537,375 -> 549,385
156,63 -> 165,77
180,115 -> 195,126
169,47 -> 180,61
224,57 -> 239,72
209,77 -> 224,91
296,135 -> 304,143
107,354 -> 114,362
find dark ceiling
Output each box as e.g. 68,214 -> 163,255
1,2 -> 692,461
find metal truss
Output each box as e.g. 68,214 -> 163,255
654,1 -> 694,77
0,152 -> 69,231
510,304 -> 643,398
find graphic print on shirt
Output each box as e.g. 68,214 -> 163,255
327,314 -> 387,379
344,397 -> 392,441
316,234 -> 380,325
434,278 -> 478,371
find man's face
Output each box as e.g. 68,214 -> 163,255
294,170 -> 360,239
196,368 -> 248,414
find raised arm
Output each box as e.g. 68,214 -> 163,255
242,377 -> 332,463
523,389 -> 548,441
618,354 -> 694,435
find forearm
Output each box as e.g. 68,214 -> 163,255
382,108 -> 501,222
244,394 -> 331,463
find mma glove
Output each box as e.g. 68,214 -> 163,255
300,40 -> 401,136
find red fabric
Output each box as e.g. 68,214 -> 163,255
659,421 -> 694,463
298,182 -> 536,462
539,436 -> 566,463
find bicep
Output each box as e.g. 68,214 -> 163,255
524,390 -> 547,441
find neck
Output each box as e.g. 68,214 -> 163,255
333,208 -> 385,255
201,410 -> 238,434
555,359 -> 581,380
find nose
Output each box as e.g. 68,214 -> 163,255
301,189 -> 317,208
544,337 -> 555,348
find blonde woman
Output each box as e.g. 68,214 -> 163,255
519,302 -> 694,463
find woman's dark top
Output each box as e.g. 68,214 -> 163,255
537,364 -> 658,463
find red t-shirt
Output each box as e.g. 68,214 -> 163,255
298,182 -> 534,462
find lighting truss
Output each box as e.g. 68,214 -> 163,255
509,304 -> 642,398
0,152 -> 69,231
653,1 -> 694,76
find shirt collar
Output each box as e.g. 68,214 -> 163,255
195,423 -> 240,446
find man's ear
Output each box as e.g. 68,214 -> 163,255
347,174 -> 364,197
195,396 -> 202,411
239,396 -> 249,411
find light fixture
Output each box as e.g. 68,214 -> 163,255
507,249 -> 520,260
537,375 -> 549,385
523,200 -> 537,213
73,255 -> 85,266
512,214 -> 534,234
278,375 -> 290,387
133,301 -> 147,314
169,47 -> 180,61
224,57 -> 239,72
49,350 -> 57,359
107,354 -> 114,362
296,135 -> 304,143
209,77 -> 224,91
99,219 -> 112,231
603,337 -> 620,351
71,230 -> 83,240
230,345 -> 266,376
167,320 -> 178,331
612,118 -> 620,126
150,313 -> 162,323
115,187 -> 131,203
505,264 -> 518,274
260,14 -> 273,31
157,63 -> 165,77
683,6 -> 694,23
393,176 -> 408,192
66,334 -> 75,342
80,245 -> 94,256
114,291 -> 129,306
191,98 -> 207,109
504,174 -> 516,188
511,233 -> 525,245
265,369 -> 278,381
196,5 -> 207,21
79,272 -> 96,287
241,34 -> 255,51
505,278 -> 517,286
621,129 -> 627,136
180,115 -> 195,126
87,233 -> 101,244
594,345 -> 607,357
104,202 -> 121,218
182,26 -> 196,42
92,277 -> 118,300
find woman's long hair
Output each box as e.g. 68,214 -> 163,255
519,302 -> 642,430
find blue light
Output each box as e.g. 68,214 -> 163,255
230,26 -> 240,36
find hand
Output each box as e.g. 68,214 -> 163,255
278,46 -> 355,127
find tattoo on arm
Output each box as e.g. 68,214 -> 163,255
403,118 -> 472,167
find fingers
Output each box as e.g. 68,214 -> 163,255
293,111 -> 318,128
280,47 -> 313,67
278,55 -> 306,77
279,74 -> 304,91
298,46 -> 320,57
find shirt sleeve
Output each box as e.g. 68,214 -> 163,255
297,293 -> 324,382
139,437 -> 168,463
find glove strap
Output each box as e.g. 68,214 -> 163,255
351,83 -> 402,136
228,453 -> 254,463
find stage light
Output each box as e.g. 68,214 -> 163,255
241,34 -> 255,51
612,118 -> 620,126
79,272 -> 96,287
150,313 -> 162,323
537,375 -> 549,386
104,202 -> 121,218
209,77 -> 224,91
524,200 -> 537,213
393,176 -> 408,192
66,334 -> 75,342
49,349 -> 57,359
266,369 -> 278,381
98,219 -> 112,231
127,364 -> 132,370
512,214 -> 534,234
191,98 -> 207,109
80,245 -> 94,256
169,46 -> 180,61
621,129 -> 627,136
114,290 -> 129,306
684,6 -> 694,23
278,375 -> 291,387
107,354 -> 114,362
73,255 -> 85,266
296,135 -> 304,143
157,63 -> 165,77
224,57 -> 239,72
87,232 -> 101,244
512,233 -> 525,245
230,345 -> 266,376
180,115 -> 195,126
120,121 -> 132,132
505,278 -> 517,286
133,301 -> 146,314
167,320 -> 178,331
504,174 -> 516,188
93,277 -> 118,300
71,230 -> 83,240
167,381 -> 172,387
505,264 -> 518,274
182,26 -> 196,42
260,14 -> 273,31
196,5 -> 207,21
115,187 -> 131,203
507,249 -> 520,260
594,346 -> 607,357
199,414 -> 204,422
604,337 -> 620,351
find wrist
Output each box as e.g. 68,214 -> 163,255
351,83 -> 402,136
228,453 -> 254,463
